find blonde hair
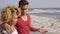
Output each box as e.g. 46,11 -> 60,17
1,6 -> 21,23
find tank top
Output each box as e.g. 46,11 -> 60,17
16,14 -> 31,34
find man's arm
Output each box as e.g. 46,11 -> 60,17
30,26 -> 48,34
30,26 -> 39,32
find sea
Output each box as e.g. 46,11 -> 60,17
28,8 -> 60,34
0,8 -> 60,34
28,8 -> 60,20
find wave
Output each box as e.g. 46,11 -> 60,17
30,15 -> 60,32
28,9 -> 60,13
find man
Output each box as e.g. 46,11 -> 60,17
16,0 -> 48,34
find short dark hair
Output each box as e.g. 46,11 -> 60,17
19,0 -> 29,7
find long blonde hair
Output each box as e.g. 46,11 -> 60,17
1,6 -> 21,23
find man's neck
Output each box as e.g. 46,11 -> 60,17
21,13 -> 26,16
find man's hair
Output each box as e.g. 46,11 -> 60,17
19,0 -> 29,7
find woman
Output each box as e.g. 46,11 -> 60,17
0,6 -> 21,34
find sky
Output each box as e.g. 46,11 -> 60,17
0,0 -> 60,8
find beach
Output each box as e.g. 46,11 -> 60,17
28,8 -> 60,34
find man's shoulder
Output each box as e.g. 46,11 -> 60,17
26,13 -> 31,20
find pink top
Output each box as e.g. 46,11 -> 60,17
16,14 -> 31,34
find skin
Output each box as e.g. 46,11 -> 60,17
4,14 -> 18,33
12,14 -> 18,25
20,5 -> 48,34
21,5 -> 28,16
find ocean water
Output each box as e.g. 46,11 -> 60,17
28,8 -> 60,20
28,8 -> 60,34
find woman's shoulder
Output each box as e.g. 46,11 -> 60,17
0,28 -> 9,34
0,22 -> 10,34
0,24 -> 9,34
0,22 -> 4,30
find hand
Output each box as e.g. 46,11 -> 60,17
38,28 -> 48,34
4,23 -> 15,33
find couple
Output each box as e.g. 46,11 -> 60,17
0,0 -> 48,34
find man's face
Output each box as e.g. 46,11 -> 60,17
21,5 -> 28,15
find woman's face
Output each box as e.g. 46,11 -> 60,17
12,14 -> 18,25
